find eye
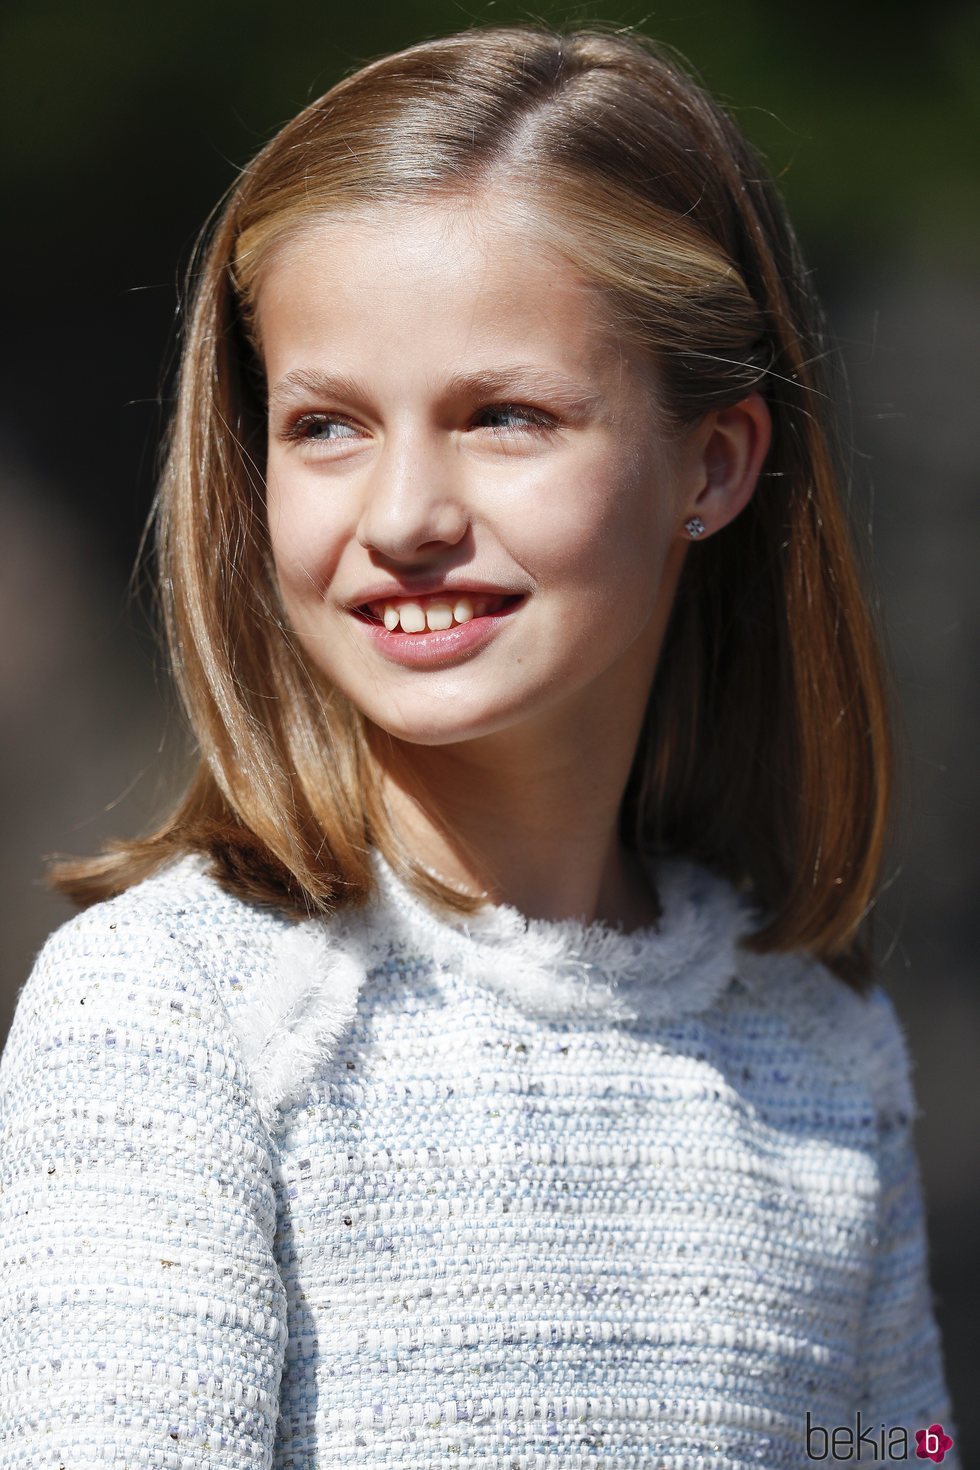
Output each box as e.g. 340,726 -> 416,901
279,412 -> 364,447
473,403 -> 557,436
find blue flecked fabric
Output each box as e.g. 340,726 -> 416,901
0,851 -> 959,1468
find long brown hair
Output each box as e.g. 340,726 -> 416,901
50,24 -> 892,987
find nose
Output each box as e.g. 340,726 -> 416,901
356,431 -> 469,561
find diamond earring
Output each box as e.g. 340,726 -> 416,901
684,516 -> 706,538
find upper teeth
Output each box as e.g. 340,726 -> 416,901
376,596 -> 483,632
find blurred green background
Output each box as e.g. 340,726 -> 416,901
2,0 -> 977,1446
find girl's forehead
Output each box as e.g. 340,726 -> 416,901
254,189 -> 595,299
252,193 -> 632,372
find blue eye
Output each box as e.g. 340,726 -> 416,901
477,404 -> 555,435
288,414 -> 360,442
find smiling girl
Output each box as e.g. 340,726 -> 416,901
0,23 -> 957,1469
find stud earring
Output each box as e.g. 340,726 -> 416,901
684,516 -> 706,538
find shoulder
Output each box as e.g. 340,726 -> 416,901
36,848 -> 293,962
725,943 -> 916,1132
2,855 -> 298,1089
2,852 -> 381,1154
8,854 -> 384,1125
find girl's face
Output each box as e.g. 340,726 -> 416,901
258,196 -> 704,749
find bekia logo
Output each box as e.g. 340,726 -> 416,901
805,1412 -> 954,1462
915,1424 -> 955,1463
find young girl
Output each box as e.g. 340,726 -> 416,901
0,23 -> 958,1469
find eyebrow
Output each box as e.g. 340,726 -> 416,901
267,365 -> 604,417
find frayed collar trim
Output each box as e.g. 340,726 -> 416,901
366,848 -> 756,1024
231,849 -> 759,1122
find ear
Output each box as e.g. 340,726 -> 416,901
676,393 -> 772,540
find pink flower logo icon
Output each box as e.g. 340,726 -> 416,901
915,1423 -> 954,1462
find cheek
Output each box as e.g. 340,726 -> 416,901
265,465 -> 296,572
265,474 -> 341,605
531,456 -> 676,606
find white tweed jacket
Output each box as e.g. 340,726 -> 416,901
0,850 -> 958,1468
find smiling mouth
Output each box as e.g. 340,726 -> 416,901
355,593 -> 523,633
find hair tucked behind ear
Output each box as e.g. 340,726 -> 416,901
48,22 -> 891,988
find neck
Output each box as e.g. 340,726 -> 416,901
373,701 -> 660,932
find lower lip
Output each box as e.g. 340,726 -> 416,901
353,599 -> 523,667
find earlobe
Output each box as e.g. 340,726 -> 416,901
682,393 -> 772,539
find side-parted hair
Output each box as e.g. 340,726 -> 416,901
50,23 -> 892,987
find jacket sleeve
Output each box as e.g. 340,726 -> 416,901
0,902 -> 287,1469
857,987 -> 960,1466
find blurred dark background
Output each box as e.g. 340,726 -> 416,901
2,0 -> 977,1448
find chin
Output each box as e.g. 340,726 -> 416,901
365,700 -> 525,749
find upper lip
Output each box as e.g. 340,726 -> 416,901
346,579 -> 524,610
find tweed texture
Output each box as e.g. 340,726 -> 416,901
0,851 -> 958,1469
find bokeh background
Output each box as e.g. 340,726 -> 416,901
3,0 -> 977,1447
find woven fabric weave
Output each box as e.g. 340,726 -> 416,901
0,851 -> 958,1468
